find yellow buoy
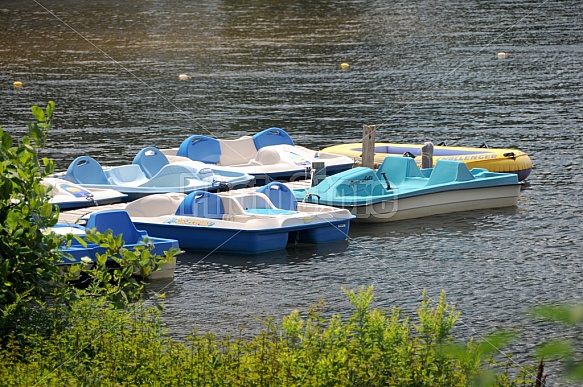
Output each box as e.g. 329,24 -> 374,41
340,62 -> 350,70
13,81 -> 23,87
178,74 -> 191,80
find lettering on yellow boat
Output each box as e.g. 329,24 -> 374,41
165,217 -> 215,227
440,154 -> 498,161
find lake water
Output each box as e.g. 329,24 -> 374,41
1,0 -> 582,384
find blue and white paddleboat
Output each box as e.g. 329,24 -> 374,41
123,182 -> 354,254
59,147 -> 255,200
43,177 -> 127,210
51,210 -> 180,279
292,156 -> 521,223
160,127 -> 355,185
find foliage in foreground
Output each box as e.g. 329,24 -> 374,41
0,287 -> 536,386
0,102 -> 178,349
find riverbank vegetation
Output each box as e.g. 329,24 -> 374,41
1,103 -> 580,386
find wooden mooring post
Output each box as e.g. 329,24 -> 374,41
361,124 -> 376,169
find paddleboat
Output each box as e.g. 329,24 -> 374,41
321,142 -> 532,181
43,177 -> 127,210
292,155 -> 521,223
59,147 -> 255,200
123,183 -> 354,254
51,210 -> 180,279
160,127 -> 355,185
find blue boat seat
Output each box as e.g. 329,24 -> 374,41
85,210 -> 145,244
175,191 -> 225,219
427,160 -> 475,186
106,165 -> 149,186
133,146 -> 170,178
256,181 -> 298,210
177,135 -> 221,164
64,156 -> 109,185
252,127 -> 294,149
376,156 -> 425,186
140,164 -> 199,187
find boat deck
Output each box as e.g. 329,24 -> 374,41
57,180 -> 313,224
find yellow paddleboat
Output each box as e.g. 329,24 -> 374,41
322,142 -> 532,181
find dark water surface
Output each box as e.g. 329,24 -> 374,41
1,0 -> 582,384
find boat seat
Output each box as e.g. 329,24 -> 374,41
133,146 -> 170,178
140,164 -> 200,187
376,156 -> 425,186
177,135 -> 221,164
234,193 -> 273,211
85,210 -> 146,244
125,194 -> 183,217
256,182 -> 298,210
175,191 -> 225,219
427,160 -> 475,186
252,127 -> 295,149
219,137 -> 257,166
64,156 -> 109,185
106,165 -> 149,186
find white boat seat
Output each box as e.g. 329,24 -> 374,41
219,137 -> 257,166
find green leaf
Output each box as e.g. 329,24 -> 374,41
6,210 -> 20,228
536,340 -> 573,360
532,305 -> 583,326
31,105 -> 46,122
46,100 -> 55,117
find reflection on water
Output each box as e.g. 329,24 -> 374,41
2,0 -> 583,383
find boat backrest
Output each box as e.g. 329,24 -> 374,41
219,137 -> 257,166
427,160 -> 475,186
376,156 -> 425,185
125,194 -> 183,217
175,191 -> 225,219
64,156 -> 109,185
252,127 -> 295,149
256,182 -> 298,210
85,210 -> 145,244
176,135 -> 222,164
106,165 -> 149,186
133,146 -> 170,178
234,193 -> 274,211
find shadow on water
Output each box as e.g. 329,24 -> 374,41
174,239 -> 350,273
348,206 -> 520,239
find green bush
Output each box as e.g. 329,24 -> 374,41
0,101 -> 67,347
0,286 -> 532,386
